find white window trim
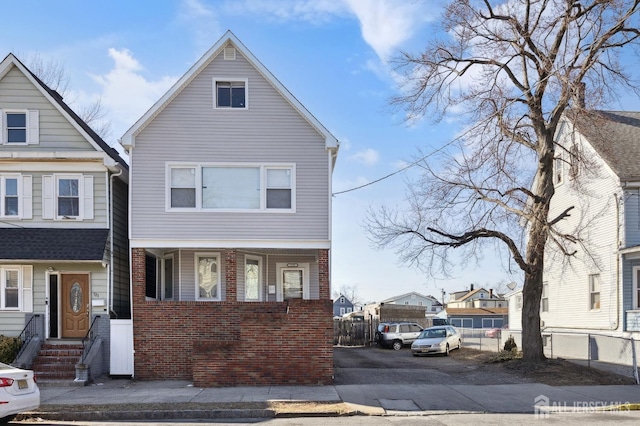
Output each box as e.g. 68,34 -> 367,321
554,154 -> 564,186
1,110 -> 39,145
589,273 -> 601,311
0,174 -> 32,219
0,265 -> 32,312
212,77 -> 249,110
541,282 -> 549,313
275,262 -> 309,302
195,252 -> 221,301
166,163 -> 296,213
162,254 -> 175,301
43,174 -> 94,221
633,266 -> 640,310
244,254 -> 262,302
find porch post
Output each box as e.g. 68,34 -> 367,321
225,249 -> 237,301
131,248 -> 146,304
318,249 -> 330,300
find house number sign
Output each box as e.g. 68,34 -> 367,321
70,282 -> 83,313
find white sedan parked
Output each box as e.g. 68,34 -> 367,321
411,326 -> 462,356
0,362 -> 40,421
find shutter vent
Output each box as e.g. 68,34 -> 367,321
224,47 -> 236,60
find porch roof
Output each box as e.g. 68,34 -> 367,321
0,228 -> 109,261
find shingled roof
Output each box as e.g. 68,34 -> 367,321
0,228 -> 109,261
570,110 -> 640,181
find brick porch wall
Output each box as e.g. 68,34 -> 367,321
131,247 -> 334,387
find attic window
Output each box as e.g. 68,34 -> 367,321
223,47 -> 236,60
213,78 -> 247,109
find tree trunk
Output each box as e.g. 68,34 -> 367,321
521,264 -> 545,362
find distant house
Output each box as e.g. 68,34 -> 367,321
445,307 -> 508,329
380,291 -> 443,314
542,110 -> 640,337
447,285 -> 507,309
333,294 -> 354,317
445,285 -> 508,328
121,31 -> 339,386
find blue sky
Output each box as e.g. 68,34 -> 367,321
3,1 -> 639,304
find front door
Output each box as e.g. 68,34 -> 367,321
61,274 -> 89,338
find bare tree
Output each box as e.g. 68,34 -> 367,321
25,53 -> 112,141
367,0 -> 640,362
332,284 -> 363,306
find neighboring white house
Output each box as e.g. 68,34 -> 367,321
447,285 -> 507,309
542,110 -> 640,337
381,291 -> 443,313
505,288 -> 523,331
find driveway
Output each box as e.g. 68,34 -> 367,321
333,345 -> 535,385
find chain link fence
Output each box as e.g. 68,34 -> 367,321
459,328 -> 640,383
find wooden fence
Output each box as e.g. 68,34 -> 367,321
333,318 -> 379,346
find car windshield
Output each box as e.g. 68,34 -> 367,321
421,329 -> 446,339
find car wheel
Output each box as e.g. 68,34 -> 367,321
392,340 -> 402,351
444,344 -> 450,356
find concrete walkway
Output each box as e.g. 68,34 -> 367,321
19,378 -> 640,421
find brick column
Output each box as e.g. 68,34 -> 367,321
131,248 -> 146,305
225,249 -> 237,301
318,249 -> 330,300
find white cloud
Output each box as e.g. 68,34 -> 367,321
90,48 -> 178,139
225,0 -> 349,24
344,0 -> 433,62
351,148 -> 380,166
178,0 -> 222,53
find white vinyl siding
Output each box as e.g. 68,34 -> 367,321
542,119 -> 619,330
131,51 -> 330,241
0,266 -> 32,312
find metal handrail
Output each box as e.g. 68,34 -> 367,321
80,316 -> 101,364
13,314 -> 41,363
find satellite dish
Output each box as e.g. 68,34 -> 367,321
507,282 -> 517,290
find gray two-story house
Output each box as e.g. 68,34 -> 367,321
121,31 -> 339,386
0,54 -> 129,380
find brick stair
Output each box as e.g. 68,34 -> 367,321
31,342 -> 83,382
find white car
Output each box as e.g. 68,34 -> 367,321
0,362 -> 40,421
411,326 -> 462,356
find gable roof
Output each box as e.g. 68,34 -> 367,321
121,30 -> 338,154
381,291 -> 438,304
569,110 -> 640,181
0,54 -> 128,171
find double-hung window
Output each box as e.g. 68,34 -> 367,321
0,174 -> 32,219
1,110 -> 39,145
541,282 -> 549,312
168,164 -> 295,211
0,266 -> 32,311
42,174 -> 94,220
589,274 -> 601,310
213,79 -> 247,109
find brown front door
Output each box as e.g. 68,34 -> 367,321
61,274 -> 89,338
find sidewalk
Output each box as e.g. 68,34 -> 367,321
18,379 -> 640,421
